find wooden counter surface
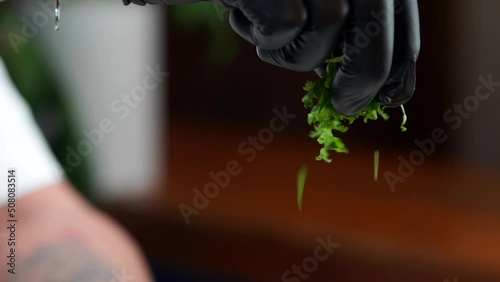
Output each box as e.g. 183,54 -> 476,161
104,120 -> 500,281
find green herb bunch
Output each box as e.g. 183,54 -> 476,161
302,56 -> 407,163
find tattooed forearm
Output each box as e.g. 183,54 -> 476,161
6,241 -> 115,282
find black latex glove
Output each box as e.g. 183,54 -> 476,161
123,0 -> 308,50
124,0 -> 421,116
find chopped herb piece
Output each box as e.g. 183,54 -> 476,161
302,56 -> 407,162
297,165 -> 308,212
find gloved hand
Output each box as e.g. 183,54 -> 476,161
124,0 -> 421,116
123,0 -> 308,50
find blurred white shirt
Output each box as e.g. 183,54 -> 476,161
0,57 -> 64,206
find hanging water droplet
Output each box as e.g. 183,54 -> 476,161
55,0 -> 60,31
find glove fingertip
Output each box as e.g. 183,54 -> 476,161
230,9 -> 266,48
331,67 -> 387,116
378,60 -> 417,107
314,64 -> 327,78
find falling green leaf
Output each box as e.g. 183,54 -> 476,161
297,165 -> 308,212
374,150 -> 380,183
400,105 -> 408,132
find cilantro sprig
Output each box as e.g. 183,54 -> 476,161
302,56 -> 406,162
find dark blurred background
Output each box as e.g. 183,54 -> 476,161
2,0 -> 500,281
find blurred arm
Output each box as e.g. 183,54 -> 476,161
0,181 -> 154,282
0,57 -> 153,281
